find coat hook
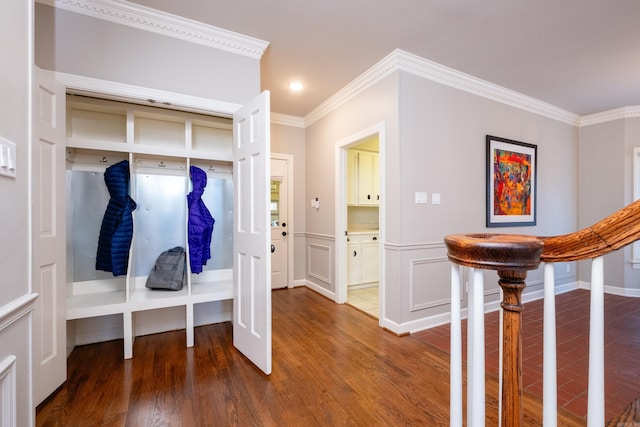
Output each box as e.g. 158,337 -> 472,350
158,160 -> 165,168
100,156 -> 107,163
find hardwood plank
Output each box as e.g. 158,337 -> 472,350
37,287 -> 584,426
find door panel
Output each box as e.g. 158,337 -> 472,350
32,67 -> 66,405
270,158 -> 288,289
233,91 -> 272,375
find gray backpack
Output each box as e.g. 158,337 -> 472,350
145,246 -> 187,291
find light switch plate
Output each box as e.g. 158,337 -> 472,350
0,137 -> 16,179
415,192 -> 428,204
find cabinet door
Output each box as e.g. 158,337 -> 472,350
357,151 -> 377,205
233,91 -> 272,375
347,150 -> 358,205
361,241 -> 379,283
347,242 -> 361,285
372,153 -> 380,205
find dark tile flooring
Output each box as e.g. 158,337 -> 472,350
412,289 -> 640,422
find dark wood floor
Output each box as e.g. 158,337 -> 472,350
37,287 -> 584,426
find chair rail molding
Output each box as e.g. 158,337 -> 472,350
0,294 -> 38,333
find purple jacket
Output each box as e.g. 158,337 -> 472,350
187,166 -> 215,273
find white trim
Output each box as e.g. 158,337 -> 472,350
56,72 -> 242,116
271,113 -> 305,128
303,280 -> 336,301
270,153 -> 295,289
334,123 -> 386,313
38,2 -> 638,128
579,106 -> 640,127
579,280 -> 640,298
0,355 -> 17,427
305,49 -> 580,127
0,294 -> 38,332
36,0 -> 268,59
633,147 -> 640,267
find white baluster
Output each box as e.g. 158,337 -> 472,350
543,262 -> 558,427
587,256 -> 604,426
468,268 -> 486,427
450,263 -> 463,427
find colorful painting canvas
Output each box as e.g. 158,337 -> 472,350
486,135 -> 537,227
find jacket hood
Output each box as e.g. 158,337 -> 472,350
189,166 -> 207,197
104,160 -> 131,200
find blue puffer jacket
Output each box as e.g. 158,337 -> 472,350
187,166 -> 215,274
96,160 -> 137,276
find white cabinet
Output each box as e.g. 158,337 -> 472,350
347,232 -> 379,286
65,96 -> 234,359
347,150 -> 379,206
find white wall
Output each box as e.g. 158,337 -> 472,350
0,0 -> 35,425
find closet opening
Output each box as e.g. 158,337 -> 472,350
65,94 -> 235,358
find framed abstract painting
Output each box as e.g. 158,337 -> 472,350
486,135 -> 537,227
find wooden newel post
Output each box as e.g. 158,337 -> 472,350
444,233 -> 543,426
497,269 -> 527,427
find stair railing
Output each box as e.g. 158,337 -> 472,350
444,199 -> 640,427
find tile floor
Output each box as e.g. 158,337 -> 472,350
412,289 -> 640,422
347,285 -> 379,318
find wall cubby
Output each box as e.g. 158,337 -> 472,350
65,96 -> 234,359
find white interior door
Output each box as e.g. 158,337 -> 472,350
270,158 -> 289,289
233,91 -> 272,375
32,67 -> 67,405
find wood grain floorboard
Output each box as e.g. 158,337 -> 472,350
36,287 -> 584,426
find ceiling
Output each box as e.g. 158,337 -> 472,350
128,0 -> 640,118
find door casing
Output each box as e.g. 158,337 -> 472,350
334,122 -> 386,324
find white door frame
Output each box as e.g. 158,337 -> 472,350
335,123 -> 385,322
271,153 -> 294,288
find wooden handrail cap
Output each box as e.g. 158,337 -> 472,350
444,233 -> 543,271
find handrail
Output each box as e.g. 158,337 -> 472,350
444,199 -> 640,426
541,198 -> 640,262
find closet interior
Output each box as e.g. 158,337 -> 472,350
65,95 -> 234,358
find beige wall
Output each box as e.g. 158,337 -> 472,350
0,0 -> 35,425
303,68 -> 579,332
578,117 -> 640,292
271,123 -> 306,282
35,3 -> 260,106
304,72 -> 400,296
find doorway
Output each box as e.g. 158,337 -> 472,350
335,123 -> 385,323
270,155 -> 294,289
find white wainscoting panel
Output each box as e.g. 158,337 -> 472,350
0,355 -> 16,427
410,256 -> 451,312
308,243 -> 332,284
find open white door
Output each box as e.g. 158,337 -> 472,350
32,67 -> 67,404
233,91 -> 272,375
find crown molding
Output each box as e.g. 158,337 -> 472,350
36,0 -> 269,59
578,106 -> 640,127
305,49 -> 580,127
271,113 -> 305,128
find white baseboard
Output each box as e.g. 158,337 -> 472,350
578,280 -> 640,297
303,280 -> 337,301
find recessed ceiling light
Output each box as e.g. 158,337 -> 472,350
289,82 -> 304,92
